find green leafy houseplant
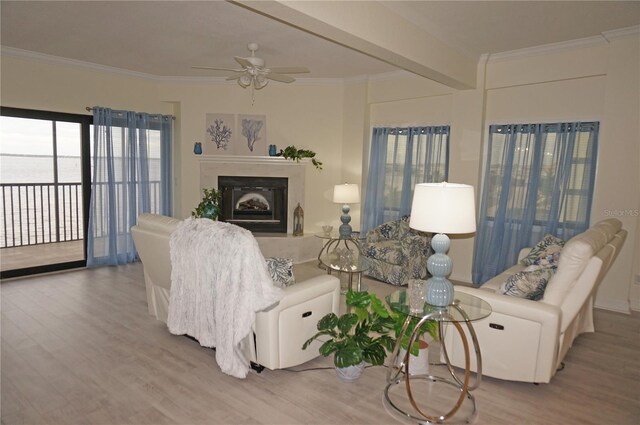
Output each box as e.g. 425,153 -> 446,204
302,291 -> 396,368
276,145 -> 323,170
191,188 -> 222,220
392,312 -> 439,357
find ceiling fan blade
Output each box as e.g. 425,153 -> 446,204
192,66 -> 244,72
267,67 -> 310,74
266,73 -> 295,83
225,72 -> 245,81
234,56 -> 253,68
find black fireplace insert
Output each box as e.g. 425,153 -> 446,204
218,176 -> 288,233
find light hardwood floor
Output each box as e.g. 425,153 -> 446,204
1,262 -> 639,425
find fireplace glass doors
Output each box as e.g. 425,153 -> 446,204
218,176 -> 287,233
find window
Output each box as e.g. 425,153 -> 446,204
472,121 -> 599,284
362,126 -> 449,233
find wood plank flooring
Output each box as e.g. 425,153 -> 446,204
1,262 -> 639,425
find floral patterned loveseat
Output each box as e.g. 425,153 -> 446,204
361,216 -> 433,286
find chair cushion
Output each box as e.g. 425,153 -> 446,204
265,257 -> 295,288
521,235 -> 565,266
363,240 -> 403,265
497,266 -> 555,301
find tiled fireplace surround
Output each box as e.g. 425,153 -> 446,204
199,156 -> 321,263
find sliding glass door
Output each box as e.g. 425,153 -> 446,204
0,107 -> 91,278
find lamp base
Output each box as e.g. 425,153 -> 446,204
338,204 -> 352,239
425,233 -> 454,307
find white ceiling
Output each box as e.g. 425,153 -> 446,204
1,1 -> 638,80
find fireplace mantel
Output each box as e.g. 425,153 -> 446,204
197,155 -> 311,166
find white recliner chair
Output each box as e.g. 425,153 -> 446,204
444,218 -> 626,383
131,213 -> 340,371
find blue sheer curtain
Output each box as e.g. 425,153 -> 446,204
362,125 -> 449,234
87,107 -> 173,267
472,122 -> 599,284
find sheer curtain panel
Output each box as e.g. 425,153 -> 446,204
88,107 -> 173,267
362,126 -> 449,234
472,122 -> 598,284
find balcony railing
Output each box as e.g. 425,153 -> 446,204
1,182 -> 83,248
1,181 -> 161,249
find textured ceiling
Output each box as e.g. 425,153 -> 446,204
1,1 -> 638,79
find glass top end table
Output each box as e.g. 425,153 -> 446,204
386,290 -> 491,322
384,289 -> 492,424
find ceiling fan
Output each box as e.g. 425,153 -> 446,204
193,42 -> 310,90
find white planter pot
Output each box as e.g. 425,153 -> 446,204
398,340 -> 430,375
335,362 -> 365,382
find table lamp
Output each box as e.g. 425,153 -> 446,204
409,182 -> 476,307
333,183 -> 360,239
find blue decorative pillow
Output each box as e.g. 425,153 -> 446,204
521,235 -> 565,267
265,257 -> 295,288
497,267 -> 555,301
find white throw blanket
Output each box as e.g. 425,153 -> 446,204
167,218 -> 283,378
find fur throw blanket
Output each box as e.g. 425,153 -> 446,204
167,218 -> 283,378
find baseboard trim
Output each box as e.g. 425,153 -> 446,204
594,299 -> 631,314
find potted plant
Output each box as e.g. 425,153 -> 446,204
276,145 -> 323,170
392,311 -> 439,375
192,188 -> 222,220
302,290 -> 396,382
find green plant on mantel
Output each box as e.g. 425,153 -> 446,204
276,145 -> 323,170
191,188 -> 222,220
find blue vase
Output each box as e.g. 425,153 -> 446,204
194,142 -> 203,155
268,144 -> 277,156
202,205 -> 218,220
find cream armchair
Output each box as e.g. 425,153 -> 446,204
131,213 -> 341,371
443,219 -> 627,383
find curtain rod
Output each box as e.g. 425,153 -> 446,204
85,107 -> 175,120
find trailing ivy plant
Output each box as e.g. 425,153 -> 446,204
276,145 -> 323,170
191,188 -> 222,220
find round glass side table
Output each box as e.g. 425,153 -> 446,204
317,235 -> 369,293
384,290 -> 492,424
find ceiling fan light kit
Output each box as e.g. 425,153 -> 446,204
192,42 -> 309,96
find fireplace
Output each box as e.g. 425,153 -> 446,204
218,176 -> 288,233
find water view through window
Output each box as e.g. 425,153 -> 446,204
0,112 -> 88,275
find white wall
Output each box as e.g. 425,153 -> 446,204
0,55 -> 171,116
156,81 -> 345,231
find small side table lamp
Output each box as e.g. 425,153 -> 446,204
333,183 -> 360,239
409,182 -> 476,307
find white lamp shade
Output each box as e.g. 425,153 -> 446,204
333,183 -> 360,204
409,182 -> 476,234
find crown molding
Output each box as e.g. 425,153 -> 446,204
602,25 -> 640,41
1,46 -> 163,80
487,35 -> 608,63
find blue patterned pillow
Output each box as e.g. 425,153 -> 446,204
497,267 -> 554,301
521,235 -> 565,267
265,257 -> 295,288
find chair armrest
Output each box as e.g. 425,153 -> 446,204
518,248 -> 531,263
260,275 -> 340,313
253,275 -> 340,370
400,233 -> 432,276
451,285 -> 562,383
455,286 -> 561,326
